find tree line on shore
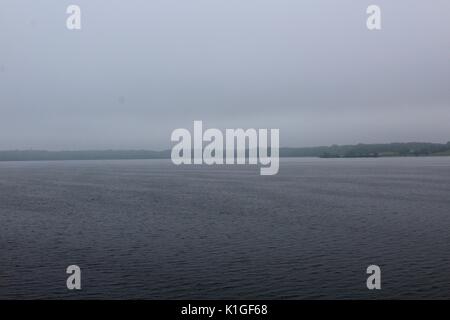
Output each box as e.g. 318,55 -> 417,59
1,142 -> 450,161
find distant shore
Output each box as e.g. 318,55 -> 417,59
1,142 -> 450,161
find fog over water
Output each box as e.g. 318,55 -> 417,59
0,0 -> 449,150
2,0 -> 450,301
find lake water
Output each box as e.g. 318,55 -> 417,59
0,157 -> 449,299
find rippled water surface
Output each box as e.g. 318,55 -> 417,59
1,157 -> 450,299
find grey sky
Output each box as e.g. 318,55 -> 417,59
0,0 -> 449,150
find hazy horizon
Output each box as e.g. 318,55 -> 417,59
1,0 -> 449,150
0,139 -> 450,152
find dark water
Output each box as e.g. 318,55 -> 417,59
1,157 -> 450,299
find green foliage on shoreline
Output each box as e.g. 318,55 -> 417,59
281,142 -> 450,158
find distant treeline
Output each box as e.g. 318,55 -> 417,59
281,142 -> 450,158
1,142 -> 450,161
0,150 -> 170,161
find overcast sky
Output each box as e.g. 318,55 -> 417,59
0,0 -> 449,150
